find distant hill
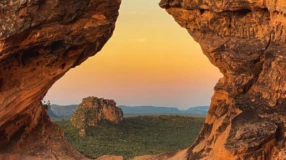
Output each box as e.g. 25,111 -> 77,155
118,105 -> 209,117
48,104 -> 209,119
47,108 -> 58,118
184,106 -> 209,115
119,105 -> 181,114
50,104 -> 78,117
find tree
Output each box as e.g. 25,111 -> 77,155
42,100 -> 51,110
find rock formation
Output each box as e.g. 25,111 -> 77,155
0,0 -> 120,159
70,97 -> 123,136
157,0 -> 286,159
2,0 -> 286,159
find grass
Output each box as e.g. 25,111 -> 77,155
54,115 -> 205,159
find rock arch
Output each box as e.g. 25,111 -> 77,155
0,0 -> 286,159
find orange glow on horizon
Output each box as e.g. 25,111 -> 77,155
45,0 -> 222,109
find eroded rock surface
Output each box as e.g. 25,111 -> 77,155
158,0 -> 286,159
0,0 -> 120,159
71,97 -> 123,136
2,0 -> 286,159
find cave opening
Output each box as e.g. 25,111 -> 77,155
0,0 -> 225,159
45,0 -> 221,112
42,0 -> 221,158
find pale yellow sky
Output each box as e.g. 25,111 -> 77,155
45,0 -> 222,109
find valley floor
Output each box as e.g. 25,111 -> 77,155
54,115 -> 205,159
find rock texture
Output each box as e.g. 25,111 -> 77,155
0,107 -> 89,160
158,0 -> 286,160
70,97 -> 123,136
0,0 -> 120,159
2,0 -> 286,159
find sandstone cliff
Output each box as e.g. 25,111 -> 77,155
70,97 -> 123,136
156,0 -> 286,159
0,0 -> 121,159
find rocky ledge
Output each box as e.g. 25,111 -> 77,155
71,97 -> 123,136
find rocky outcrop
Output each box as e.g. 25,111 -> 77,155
158,0 -> 286,159
70,97 -> 123,136
0,0 -> 120,159
0,107 -> 89,160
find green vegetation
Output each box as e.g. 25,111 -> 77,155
55,115 -> 205,159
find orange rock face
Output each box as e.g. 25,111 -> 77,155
0,0 -> 120,159
2,0 -> 286,159
159,0 -> 286,159
70,97 -> 123,136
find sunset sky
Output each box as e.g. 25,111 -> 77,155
45,0 -> 222,109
